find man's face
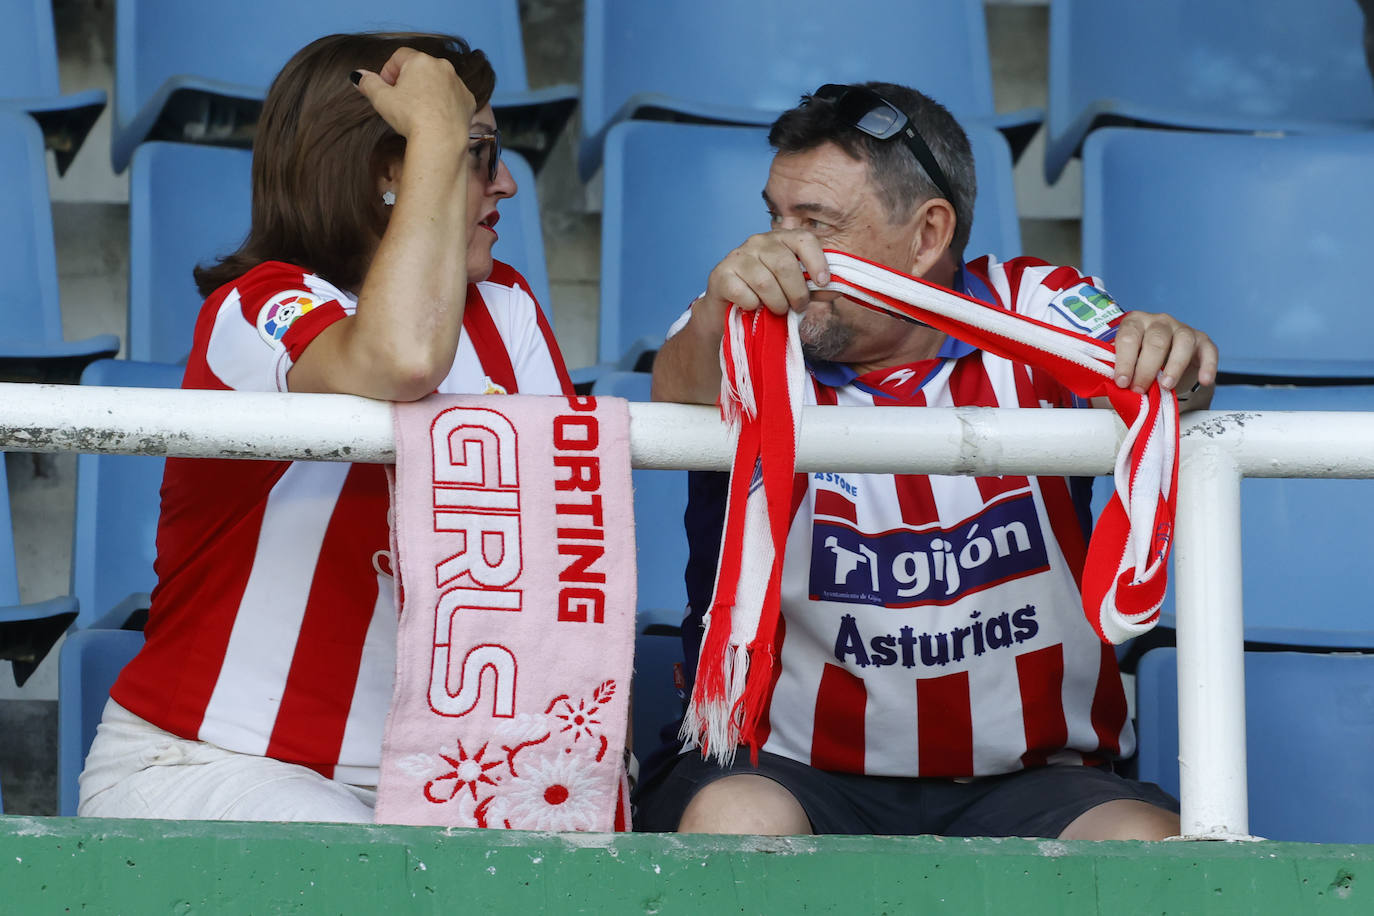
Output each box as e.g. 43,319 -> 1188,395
764,142 -> 940,369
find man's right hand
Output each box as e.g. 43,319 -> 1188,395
699,229 -> 833,322
653,230 -> 831,405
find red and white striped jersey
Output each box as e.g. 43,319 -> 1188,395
112,260 -> 572,785
685,256 -> 1133,778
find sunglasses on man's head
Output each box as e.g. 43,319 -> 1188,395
469,130 -> 502,183
810,84 -> 956,206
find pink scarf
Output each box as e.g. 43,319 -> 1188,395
377,394 -> 636,830
683,250 -> 1178,765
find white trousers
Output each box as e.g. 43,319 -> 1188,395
78,699 -> 376,823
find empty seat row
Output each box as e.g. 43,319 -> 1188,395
17,1 -> 1372,374
1045,0 -> 1374,183
111,0 -> 575,173
16,0 -> 1373,187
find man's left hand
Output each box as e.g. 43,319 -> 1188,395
1110,311 -> 1218,410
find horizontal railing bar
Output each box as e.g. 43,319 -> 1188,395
3,383 -> 1374,479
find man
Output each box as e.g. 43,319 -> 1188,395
639,82 -> 1217,841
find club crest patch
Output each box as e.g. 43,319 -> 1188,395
257,290 -> 321,344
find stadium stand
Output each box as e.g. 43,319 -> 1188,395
578,0 -> 1042,180
14,2 -> 1368,851
596,119 -> 1023,368
70,360 -> 183,632
56,627 -> 145,816
1045,0 -> 1374,183
0,0 -> 106,174
110,0 -> 576,172
1081,128 -> 1374,379
1135,647 -> 1374,844
0,110 -> 118,383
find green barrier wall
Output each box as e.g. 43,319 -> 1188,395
1,816 -> 1370,914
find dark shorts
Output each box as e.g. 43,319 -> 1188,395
634,750 -> 1179,838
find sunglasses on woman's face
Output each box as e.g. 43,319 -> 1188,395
468,130 -> 502,184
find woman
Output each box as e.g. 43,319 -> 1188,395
78,32 -> 573,822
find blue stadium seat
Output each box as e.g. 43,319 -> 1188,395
111,0 -> 576,172
1135,647 -> 1374,844
1095,384 -> 1374,650
1209,384 -> 1374,648
1081,129 -> 1374,378
0,455 -> 79,686
579,0 -> 1041,180
0,0 -> 107,173
71,360 -> 183,632
598,119 -> 1022,367
1046,0 -> 1374,183
128,143 -> 252,363
0,110 -> 119,382
57,628 -> 145,817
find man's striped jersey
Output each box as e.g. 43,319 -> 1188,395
684,255 -> 1132,777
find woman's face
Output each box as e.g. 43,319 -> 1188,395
464,104 -> 517,283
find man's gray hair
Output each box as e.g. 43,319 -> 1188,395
768,82 -> 977,257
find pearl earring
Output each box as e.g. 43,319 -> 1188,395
382,189 -> 396,206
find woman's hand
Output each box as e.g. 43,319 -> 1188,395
351,47 -> 475,142
289,47 -> 478,401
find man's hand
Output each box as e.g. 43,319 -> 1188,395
653,230 -> 831,405
701,229 -> 831,320
1110,311 -> 1219,410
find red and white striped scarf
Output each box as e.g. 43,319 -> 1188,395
682,250 -> 1178,766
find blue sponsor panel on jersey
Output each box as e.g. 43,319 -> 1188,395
809,494 -> 1050,608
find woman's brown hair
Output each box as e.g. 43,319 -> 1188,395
194,32 -> 495,297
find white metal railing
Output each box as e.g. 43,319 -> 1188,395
5,381 -> 1374,839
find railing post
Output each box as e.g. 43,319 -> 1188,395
1173,443 -> 1252,839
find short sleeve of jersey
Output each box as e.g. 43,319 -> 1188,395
967,255 -> 1124,344
201,261 -> 352,392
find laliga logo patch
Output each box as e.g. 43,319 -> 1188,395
257,290 -> 319,344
